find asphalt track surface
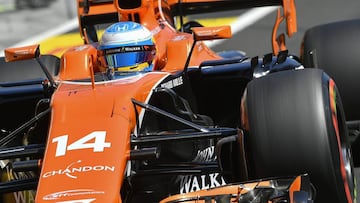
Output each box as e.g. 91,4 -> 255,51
1,0 -> 360,202
1,0 -> 360,54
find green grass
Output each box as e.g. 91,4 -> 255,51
0,4 -> 14,13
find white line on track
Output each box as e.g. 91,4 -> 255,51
10,17 -> 79,48
0,18 -> 78,57
206,6 -> 278,48
0,6 -> 278,57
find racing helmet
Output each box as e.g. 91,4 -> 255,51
98,22 -> 156,79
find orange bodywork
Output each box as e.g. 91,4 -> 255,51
36,72 -> 169,203
58,44 -> 99,81
34,1 -> 233,200
4,44 -> 40,62
2,0 -> 298,202
272,0 -> 297,55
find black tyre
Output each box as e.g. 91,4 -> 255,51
243,69 -> 356,202
302,19 -> 360,122
302,19 -> 360,167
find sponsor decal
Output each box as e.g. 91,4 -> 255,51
74,45 -> 89,52
2,163 -> 36,203
179,172 -> 226,194
193,146 -> 216,162
172,35 -> 187,41
42,160 -> 115,179
104,45 -> 155,54
160,76 -> 183,89
112,23 -> 129,32
43,189 -> 104,200
178,146 -> 226,193
54,198 -> 96,203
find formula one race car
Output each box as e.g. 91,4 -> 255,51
0,0 -> 357,203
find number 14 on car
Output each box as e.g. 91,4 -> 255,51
52,131 -> 111,157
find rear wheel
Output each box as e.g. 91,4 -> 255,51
301,19 -> 360,166
243,69 -> 356,202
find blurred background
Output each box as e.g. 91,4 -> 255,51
1,0 -> 360,57
1,0 -> 58,10
0,0 -> 77,53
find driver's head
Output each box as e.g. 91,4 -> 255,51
98,22 -> 156,79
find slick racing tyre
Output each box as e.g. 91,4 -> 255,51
301,19 -> 360,167
302,19 -> 360,122
243,69 -> 356,202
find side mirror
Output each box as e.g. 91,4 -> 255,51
4,44 -> 57,89
192,26 -> 232,41
4,44 -> 40,62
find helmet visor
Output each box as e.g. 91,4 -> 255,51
100,45 -> 155,70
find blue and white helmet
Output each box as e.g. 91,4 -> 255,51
98,22 -> 156,79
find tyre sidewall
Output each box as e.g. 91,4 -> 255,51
244,69 -> 354,202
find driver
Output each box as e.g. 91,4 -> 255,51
98,21 -> 156,79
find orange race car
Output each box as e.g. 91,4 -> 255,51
0,0 -> 357,203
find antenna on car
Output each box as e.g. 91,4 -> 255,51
183,26 -> 232,72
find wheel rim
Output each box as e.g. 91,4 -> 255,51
329,79 -> 356,202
